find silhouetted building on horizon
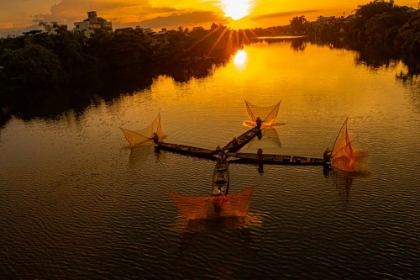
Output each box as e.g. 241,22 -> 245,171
74,11 -> 112,37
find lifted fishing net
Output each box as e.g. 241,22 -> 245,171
167,186 -> 255,221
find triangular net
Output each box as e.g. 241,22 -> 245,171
244,100 -> 281,127
332,118 -> 356,172
120,113 -> 165,148
167,186 -> 255,220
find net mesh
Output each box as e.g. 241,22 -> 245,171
120,113 -> 165,148
167,186 -> 255,221
244,100 -> 281,127
332,118 -> 356,172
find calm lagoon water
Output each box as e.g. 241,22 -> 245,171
1,41 -> 419,279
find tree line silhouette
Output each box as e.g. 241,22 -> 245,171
248,1 -> 419,51
0,23 -> 241,89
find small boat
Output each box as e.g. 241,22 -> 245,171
155,141 -> 217,159
222,127 -> 261,152
212,157 -> 229,196
227,152 -> 325,165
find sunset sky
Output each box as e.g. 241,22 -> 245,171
0,0 -> 417,37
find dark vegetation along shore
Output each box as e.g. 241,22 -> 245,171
0,0 -> 419,125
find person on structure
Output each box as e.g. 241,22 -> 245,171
257,148 -> 263,160
323,147 -> 332,176
256,117 -> 262,128
323,147 -> 332,162
152,132 -> 159,144
218,149 -> 227,161
215,145 -> 222,156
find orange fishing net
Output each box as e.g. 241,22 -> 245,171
120,113 -> 165,148
332,118 -> 356,172
167,186 -> 255,220
244,100 -> 281,127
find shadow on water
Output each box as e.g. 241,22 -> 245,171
256,129 -> 263,140
258,163 -> 264,175
395,53 -> 420,113
128,144 -> 155,168
323,163 -> 373,206
250,36 -> 307,51
351,44 -> 420,88
247,128 -> 281,150
353,45 -> 401,70
332,170 -> 354,205
0,69 -> 156,125
157,58 -> 225,83
262,128 -> 282,148
348,44 -> 420,115
0,59 -> 221,128
322,165 -> 353,206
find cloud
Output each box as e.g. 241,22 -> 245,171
137,11 -> 226,29
24,1 -> 174,27
0,0 -> 224,36
250,10 -> 319,21
23,0 -> 223,31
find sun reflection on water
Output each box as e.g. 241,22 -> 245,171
234,49 -> 247,69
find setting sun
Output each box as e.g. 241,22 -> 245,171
221,0 -> 254,20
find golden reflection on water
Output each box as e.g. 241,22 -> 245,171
127,43 -> 389,110
112,41 -> 413,157
233,49 -> 247,69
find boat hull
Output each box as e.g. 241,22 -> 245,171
228,152 -> 326,165
155,142 -> 216,159
222,127 -> 261,152
212,158 -> 229,196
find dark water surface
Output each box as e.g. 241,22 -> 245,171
1,42 -> 419,279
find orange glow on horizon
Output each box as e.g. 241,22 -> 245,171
1,0 -> 418,37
